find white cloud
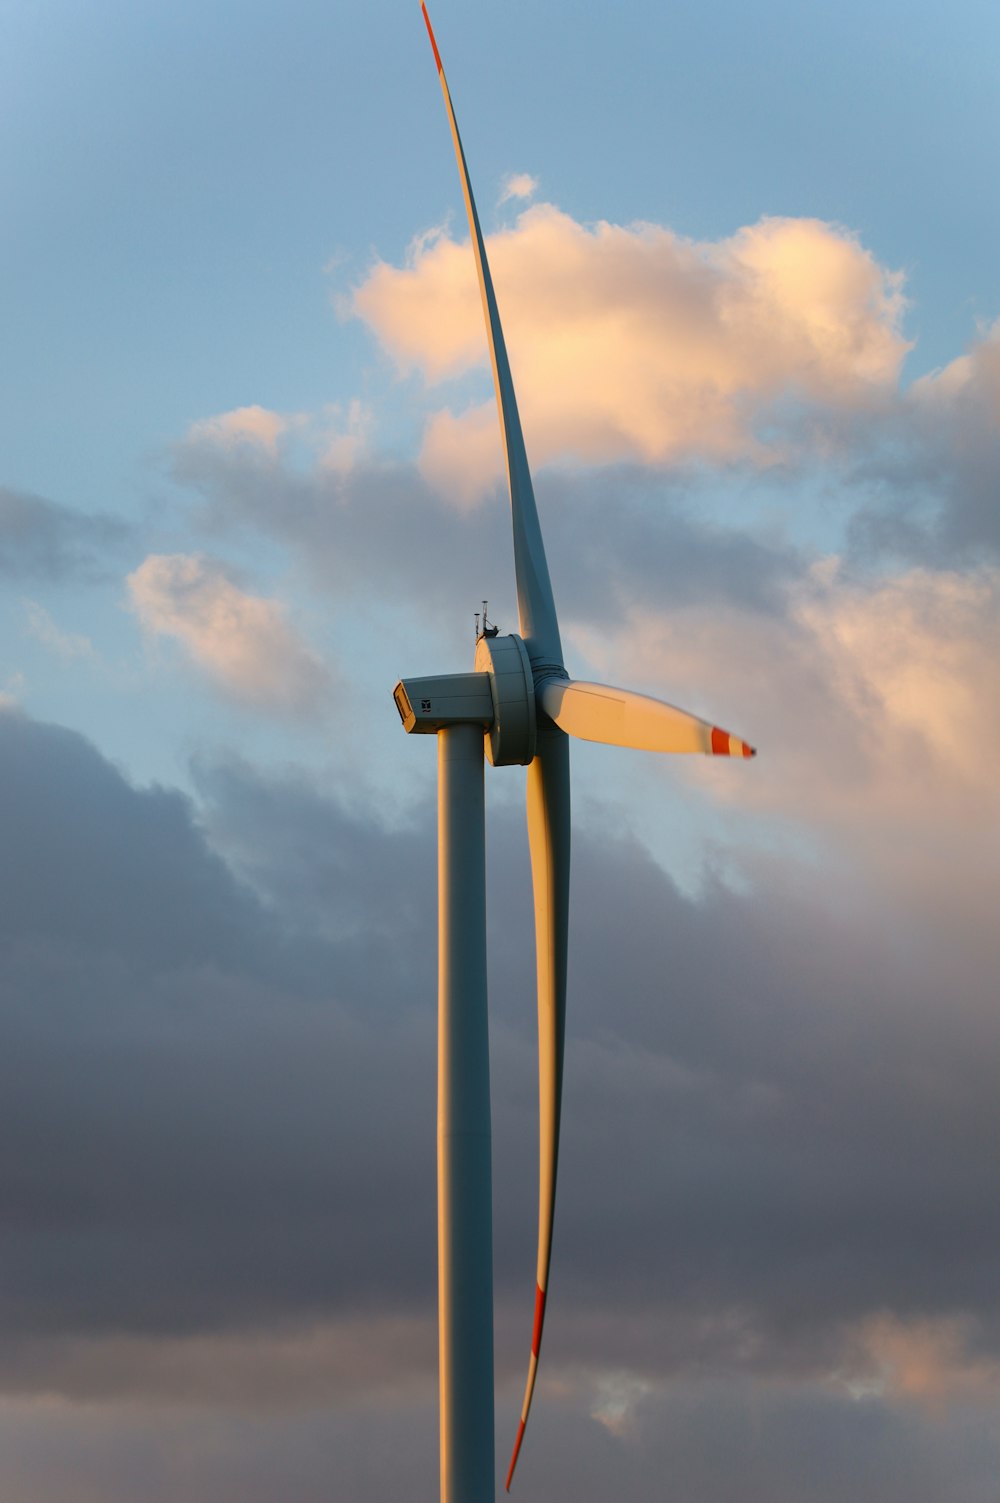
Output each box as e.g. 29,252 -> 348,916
418,403 -> 502,508
567,557 -> 1000,958
353,207 -> 910,499
574,560 -> 1000,828
499,172 -> 539,204
23,600 -> 94,661
792,563 -> 1000,797
3,1316 -> 435,1408
178,401 -> 374,478
317,399 -> 373,473
590,1369 -> 653,1436
910,318 -> 1000,414
127,554 -> 331,715
185,405 -> 289,456
843,1315 -> 1000,1410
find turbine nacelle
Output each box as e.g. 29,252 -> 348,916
396,632 -> 546,766
393,633 -> 536,761
393,672 -> 493,733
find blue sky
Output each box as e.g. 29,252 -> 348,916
3,2 -> 1000,1499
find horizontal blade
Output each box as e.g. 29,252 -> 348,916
507,723 -> 571,1490
538,678 -> 756,758
420,3 -> 563,673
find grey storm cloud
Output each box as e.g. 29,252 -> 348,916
844,419 -> 1000,566
3,709 -> 1000,1376
171,437 -> 529,630
0,710 -> 440,1345
168,323 -> 1000,611
172,434 -> 801,646
4,1369 -> 1000,1503
4,707 -> 1000,1497
528,465 -> 801,624
0,487 -> 131,582
830,326 -> 1000,566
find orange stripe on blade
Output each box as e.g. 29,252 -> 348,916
531,1283 -> 546,1357
421,2 -> 443,72
711,726 -> 729,755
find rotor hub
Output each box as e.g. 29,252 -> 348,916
474,632 -> 536,766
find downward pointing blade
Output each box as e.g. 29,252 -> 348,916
420,3 -> 564,673
507,721 -> 571,1490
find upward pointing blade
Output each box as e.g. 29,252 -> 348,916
420,3 -> 564,674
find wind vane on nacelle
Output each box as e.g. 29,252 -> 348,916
477,601 -> 499,641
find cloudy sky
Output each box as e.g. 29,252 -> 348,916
3,0 -> 1000,1497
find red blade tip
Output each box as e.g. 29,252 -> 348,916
506,1419 -> 526,1492
711,726 -> 756,758
421,2 -> 443,73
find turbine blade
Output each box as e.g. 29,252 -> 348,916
420,3 -> 563,673
507,722 -> 571,1490
538,678 -> 756,758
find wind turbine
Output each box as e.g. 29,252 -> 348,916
393,8 -> 756,1500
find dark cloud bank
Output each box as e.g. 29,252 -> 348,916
172,437 -> 803,641
0,488 -> 131,582
2,708 -> 999,1499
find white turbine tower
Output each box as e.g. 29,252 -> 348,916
393,8 -> 756,1500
